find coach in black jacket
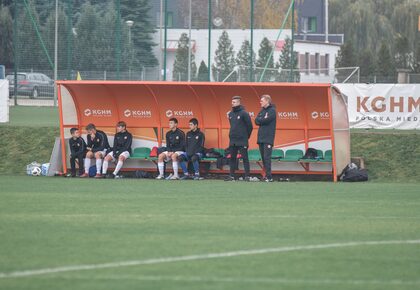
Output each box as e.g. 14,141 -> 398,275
226,96 -> 253,181
255,94 -> 277,182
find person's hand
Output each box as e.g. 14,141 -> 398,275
87,147 -> 92,151
264,112 -> 268,119
167,152 -> 173,158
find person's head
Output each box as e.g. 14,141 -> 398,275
169,118 -> 178,130
85,123 -> 96,135
116,121 -> 127,133
232,96 -> 241,108
260,94 -> 272,108
70,127 -> 80,138
189,118 -> 198,131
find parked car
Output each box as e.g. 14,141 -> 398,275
6,72 -> 55,98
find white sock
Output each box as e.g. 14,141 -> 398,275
96,159 -> 102,174
102,160 -> 109,174
113,160 -> 123,175
173,161 -> 179,177
84,158 -> 91,173
158,162 -> 164,176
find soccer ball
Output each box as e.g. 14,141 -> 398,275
31,166 -> 42,176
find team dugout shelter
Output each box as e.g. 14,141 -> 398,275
57,81 -> 350,182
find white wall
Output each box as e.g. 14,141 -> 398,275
0,80 -> 9,123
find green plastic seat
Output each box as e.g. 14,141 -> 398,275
131,147 -> 151,159
323,150 -> 333,162
282,149 -> 303,162
271,149 -> 284,159
248,149 -> 262,161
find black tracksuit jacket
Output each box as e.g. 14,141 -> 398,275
255,104 -> 277,145
87,130 -> 110,153
112,130 -> 133,157
185,129 -> 205,157
69,137 -> 87,157
166,128 -> 185,152
228,105 -> 253,147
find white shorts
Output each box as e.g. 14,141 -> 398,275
161,151 -> 185,162
106,151 -> 130,162
90,150 -> 107,158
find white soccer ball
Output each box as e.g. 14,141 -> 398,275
31,166 -> 42,176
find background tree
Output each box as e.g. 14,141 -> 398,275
196,61 -> 209,82
256,37 -> 274,81
172,32 -> 197,81
212,30 -> 236,81
276,37 -> 300,82
236,40 -> 255,82
120,0 -> 157,67
377,41 -> 396,81
335,40 -> 356,82
357,49 -> 376,82
0,5 -> 13,68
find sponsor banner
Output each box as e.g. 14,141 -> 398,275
336,84 -> 420,129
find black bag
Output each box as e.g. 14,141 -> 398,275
135,170 -> 152,179
301,148 -> 319,160
339,163 -> 368,182
204,148 -> 222,158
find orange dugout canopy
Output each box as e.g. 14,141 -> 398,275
57,81 -> 350,181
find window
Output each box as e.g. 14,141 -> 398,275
308,17 -> 317,33
315,53 -> 320,74
157,11 -> 173,28
305,53 -> 310,74
325,54 -> 330,75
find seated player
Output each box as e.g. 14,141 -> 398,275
68,127 -> 87,177
179,118 -> 205,180
156,118 -> 185,180
80,123 -> 110,178
102,121 -> 132,178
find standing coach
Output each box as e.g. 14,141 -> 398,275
226,96 -> 253,181
255,94 -> 276,182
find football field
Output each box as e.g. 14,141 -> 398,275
0,176 -> 419,290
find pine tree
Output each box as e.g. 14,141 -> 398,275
120,0 -> 157,67
276,37 -> 300,82
236,40 -> 255,82
377,41 -> 396,81
212,30 -> 236,82
358,49 -> 376,81
196,61 -> 209,82
335,40 -> 356,82
256,37 -> 274,81
0,5 -> 13,68
172,33 -> 197,81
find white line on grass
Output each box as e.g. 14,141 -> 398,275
0,239 -> 419,279
41,274 -> 420,286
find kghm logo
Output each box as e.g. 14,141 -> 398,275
357,96 -> 420,113
84,109 -> 112,117
124,109 -> 152,118
166,110 -> 194,118
278,112 -> 299,119
311,111 -> 329,119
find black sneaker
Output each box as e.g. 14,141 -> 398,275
243,176 -> 250,182
106,173 -> 116,179
224,176 -> 235,182
265,178 -> 274,182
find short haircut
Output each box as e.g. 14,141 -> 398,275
232,96 -> 241,100
189,118 -> 198,126
261,94 -> 272,103
116,121 -> 126,128
70,127 -> 79,134
169,118 -> 178,124
86,123 -> 96,131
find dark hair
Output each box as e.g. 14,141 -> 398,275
232,96 -> 241,100
169,118 -> 178,124
70,127 -> 79,134
116,121 -> 126,128
85,123 -> 96,131
189,118 -> 198,126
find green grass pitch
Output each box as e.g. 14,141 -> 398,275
0,176 -> 419,290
